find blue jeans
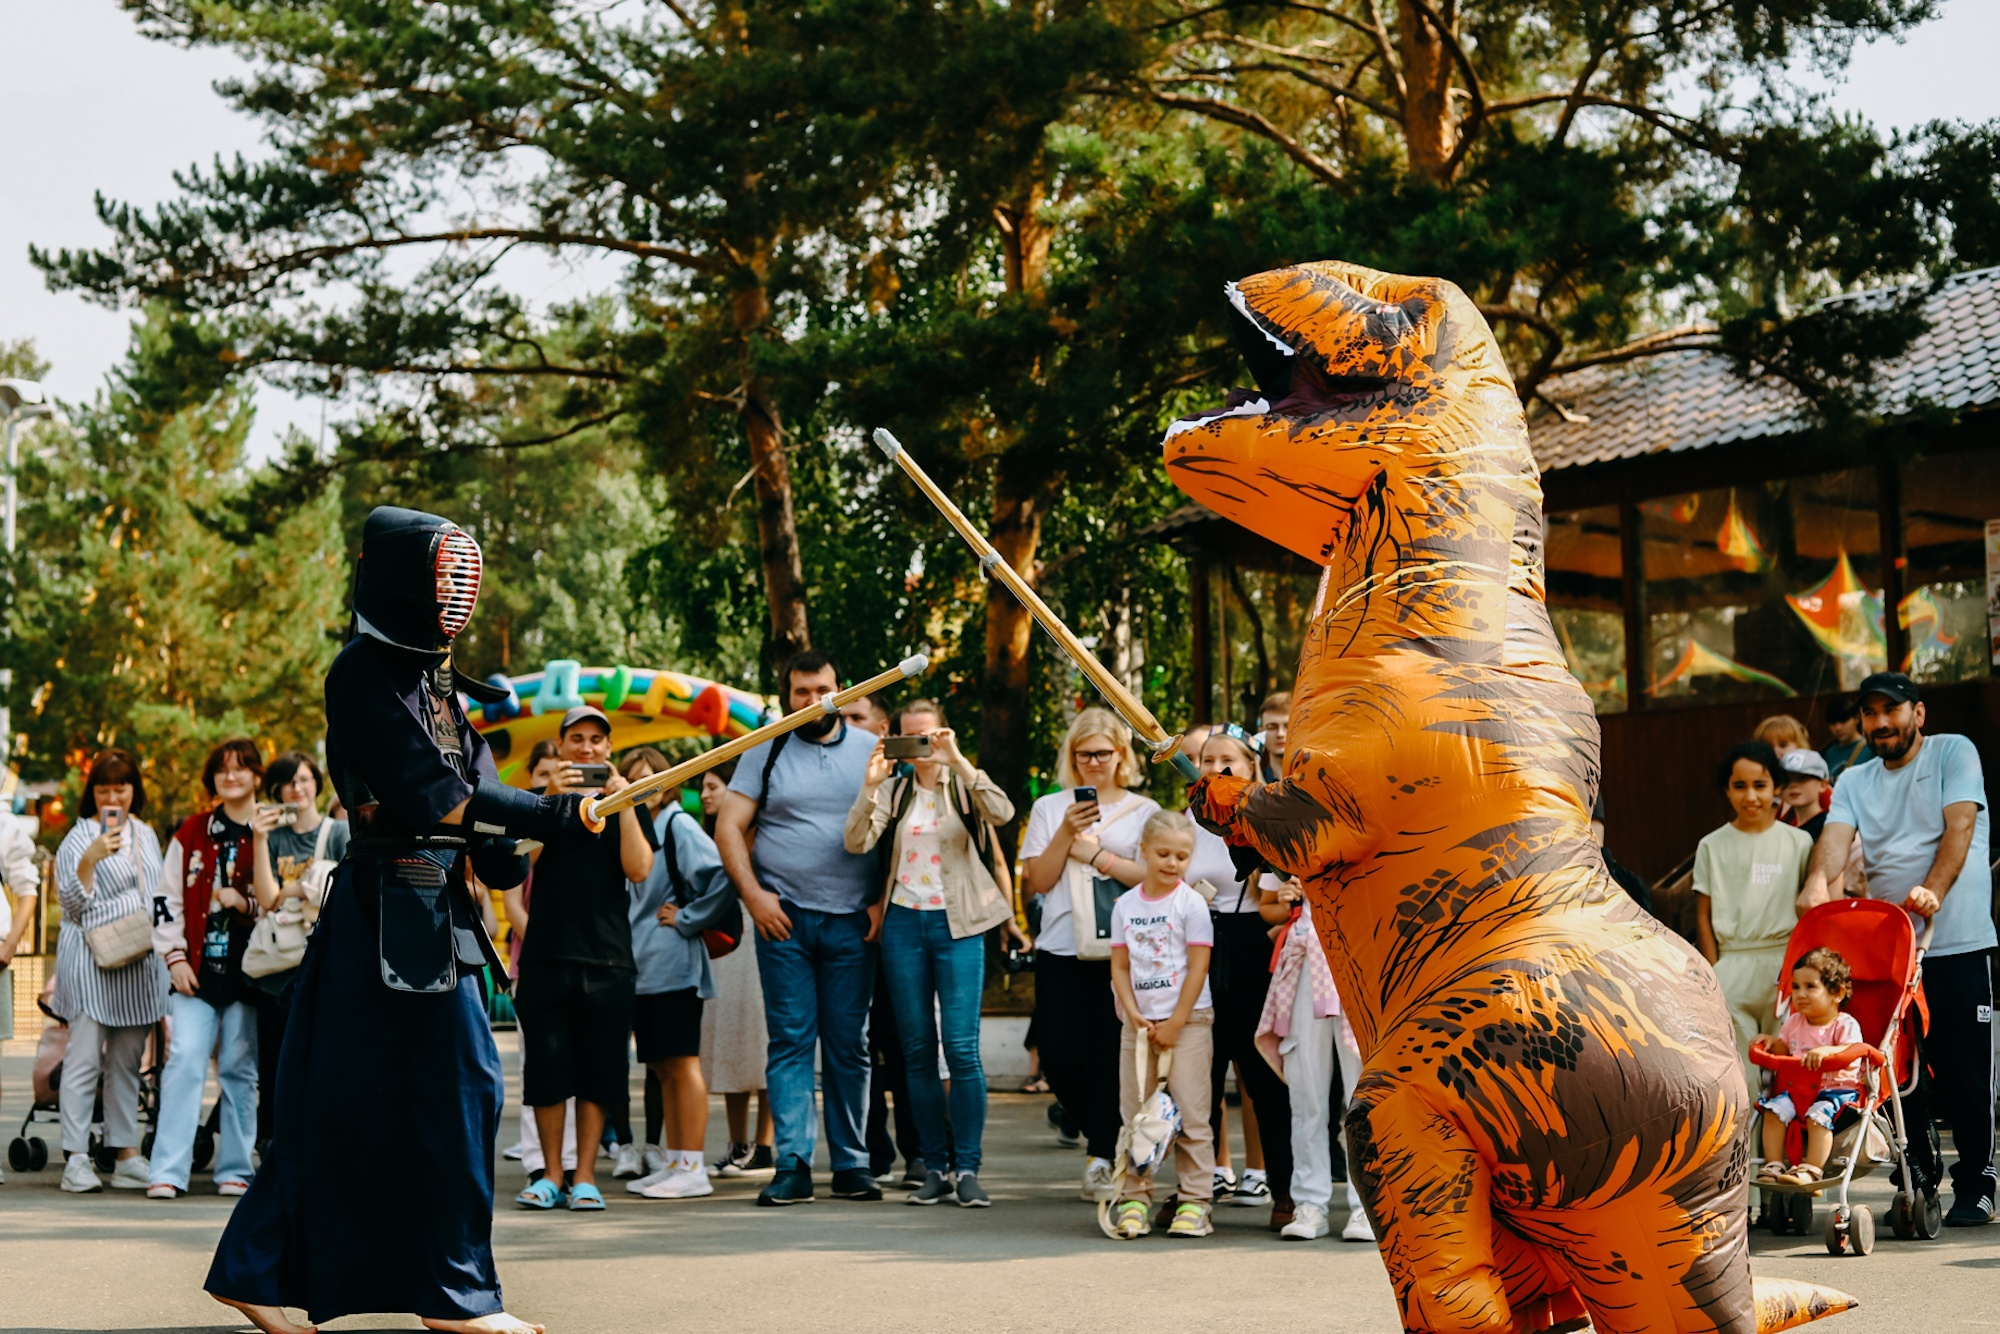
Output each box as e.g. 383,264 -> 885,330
879,905 -> 988,1174
757,904 -> 876,1172
152,992 -> 258,1190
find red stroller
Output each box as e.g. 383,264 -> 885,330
1748,897 -> 1940,1256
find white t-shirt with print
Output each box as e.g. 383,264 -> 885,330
889,786 -> 948,911
1018,788 -> 1161,956
1110,881 -> 1215,1020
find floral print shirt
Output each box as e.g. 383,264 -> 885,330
889,786 -> 948,911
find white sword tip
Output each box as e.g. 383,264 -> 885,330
872,428 -> 902,459
898,653 -> 930,678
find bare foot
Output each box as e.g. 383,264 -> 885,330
211,1294 -> 316,1334
423,1314 -> 547,1334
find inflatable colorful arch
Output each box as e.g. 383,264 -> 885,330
466,660 -> 773,784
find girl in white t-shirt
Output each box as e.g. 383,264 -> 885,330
1106,811 -> 1216,1239
1019,708 -> 1161,1200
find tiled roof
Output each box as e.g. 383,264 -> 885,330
1528,265 -> 2000,474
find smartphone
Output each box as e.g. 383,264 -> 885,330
883,735 -> 933,761
100,806 -> 126,833
570,762 -> 612,788
257,802 -> 300,827
1073,786 -> 1097,805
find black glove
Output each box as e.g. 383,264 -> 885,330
465,777 -> 585,844
469,836 -> 531,891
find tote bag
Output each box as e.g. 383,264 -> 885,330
242,818 -> 333,979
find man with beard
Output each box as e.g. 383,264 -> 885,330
715,651 -> 887,1205
1801,670 -> 1996,1227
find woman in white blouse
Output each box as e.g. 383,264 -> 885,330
846,700 -> 1015,1207
1018,708 -> 1159,1201
51,749 -> 167,1194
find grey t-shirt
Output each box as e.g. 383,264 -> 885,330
728,722 -> 878,914
1830,733 -> 1996,958
265,817 -> 350,892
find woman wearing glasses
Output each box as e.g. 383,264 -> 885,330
1018,708 -> 1160,1201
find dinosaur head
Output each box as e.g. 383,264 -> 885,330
1163,261 -> 1545,658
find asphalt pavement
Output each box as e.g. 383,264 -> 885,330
0,1040 -> 1994,1332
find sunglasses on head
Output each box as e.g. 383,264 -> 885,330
1206,723 -> 1265,753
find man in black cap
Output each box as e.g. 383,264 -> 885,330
512,702 -> 656,1213
1801,670 -> 1996,1227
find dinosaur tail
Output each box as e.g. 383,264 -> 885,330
1754,1276 -> 1858,1332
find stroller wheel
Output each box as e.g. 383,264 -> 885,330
192,1126 -> 215,1173
142,1131 -> 155,1159
1914,1190 -> 1943,1239
1891,1192 -> 1916,1239
6,1137 -> 31,1173
91,1139 -> 118,1175
1850,1204 -> 1875,1255
27,1137 -> 48,1173
1823,1204 -> 1849,1256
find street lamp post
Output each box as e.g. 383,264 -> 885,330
0,379 -> 54,771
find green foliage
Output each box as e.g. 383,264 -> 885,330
26,0 -> 2000,796
0,317 -> 345,824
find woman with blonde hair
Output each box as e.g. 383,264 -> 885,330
1019,707 -> 1160,1200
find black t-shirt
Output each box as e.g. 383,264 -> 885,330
199,813 -> 255,1008
518,796 -> 658,972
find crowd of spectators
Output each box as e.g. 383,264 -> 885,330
3,655 -> 1990,1244
1693,672 -> 1996,1229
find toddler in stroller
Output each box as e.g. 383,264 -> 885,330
1749,898 -> 1941,1255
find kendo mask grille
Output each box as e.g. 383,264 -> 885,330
434,528 -> 483,639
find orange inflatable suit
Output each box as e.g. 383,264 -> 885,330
1167,263 -> 1854,1334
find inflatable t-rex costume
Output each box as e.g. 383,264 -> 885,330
1167,262 -> 1853,1334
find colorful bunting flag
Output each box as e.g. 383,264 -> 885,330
1648,639 -> 1796,697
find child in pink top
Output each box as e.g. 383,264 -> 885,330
1754,947 -> 1867,1185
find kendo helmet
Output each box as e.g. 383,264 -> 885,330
352,506 -> 483,655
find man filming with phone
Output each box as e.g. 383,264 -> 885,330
511,705 -> 656,1213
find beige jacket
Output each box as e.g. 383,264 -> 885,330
845,769 -> 1016,939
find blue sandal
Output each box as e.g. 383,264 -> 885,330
515,1178 -> 566,1210
568,1182 -> 606,1211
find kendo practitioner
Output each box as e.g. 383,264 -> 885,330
207,507 -> 597,1334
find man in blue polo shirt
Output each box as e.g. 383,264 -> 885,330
714,651 -> 884,1206
1801,671 -> 1996,1227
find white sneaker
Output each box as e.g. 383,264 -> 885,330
611,1143 -> 644,1179
108,1156 -> 151,1190
638,1166 -> 714,1199
1342,1208 -> 1377,1242
1081,1157 -> 1116,1201
626,1166 -> 674,1194
502,1144 -> 525,1162
1281,1202 -> 1330,1239
642,1145 -> 669,1176
60,1155 -> 103,1194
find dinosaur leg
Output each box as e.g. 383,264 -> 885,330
1349,1083 -> 1575,1334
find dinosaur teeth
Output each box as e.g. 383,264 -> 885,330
1162,397 -> 1271,442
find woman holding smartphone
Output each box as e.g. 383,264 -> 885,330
149,738 -> 279,1199
1018,708 -> 1159,1201
845,700 -> 1015,1207
51,748 -> 167,1193
247,751 -> 351,1149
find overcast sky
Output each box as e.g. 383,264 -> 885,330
3,1 -> 1997,458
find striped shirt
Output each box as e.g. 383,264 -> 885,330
52,817 -> 167,1028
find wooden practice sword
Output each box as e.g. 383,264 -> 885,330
579,653 -> 931,829
872,428 -> 1199,783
